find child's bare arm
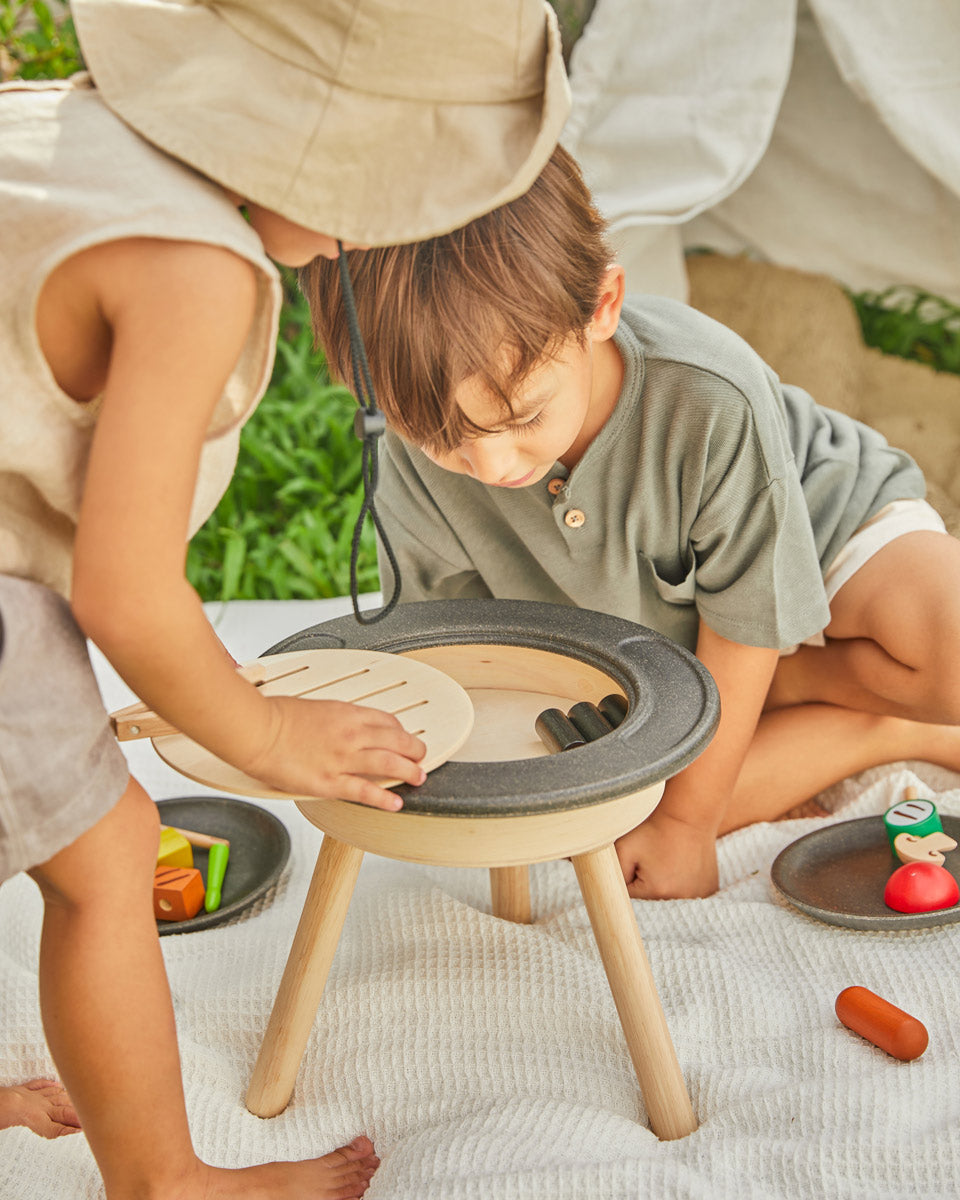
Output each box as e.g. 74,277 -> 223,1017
71,238 -> 424,807
616,622 -> 779,898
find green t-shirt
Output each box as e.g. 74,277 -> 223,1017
375,296 -> 924,651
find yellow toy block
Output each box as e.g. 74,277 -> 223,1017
157,826 -> 193,869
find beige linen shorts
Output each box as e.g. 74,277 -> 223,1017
0,575 -> 129,882
782,498 -> 948,655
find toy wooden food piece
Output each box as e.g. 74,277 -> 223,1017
567,701 -> 614,742
204,842 -> 230,913
598,693 -> 628,728
893,830 -> 957,867
884,862 -> 960,913
163,824 -> 230,850
157,826 -> 193,869
534,708 -> 586,753
835,986 -> 928,1061
883,787 -> 943,855
536,694 -> 629,753
154,866 -> 205,922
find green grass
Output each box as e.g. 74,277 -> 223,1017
5,3 -> 959,602
849,286 -> 960,375
0,0 -> 82,80
185,283 -> 379,601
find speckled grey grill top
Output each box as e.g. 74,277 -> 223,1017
266,599 -> 719,816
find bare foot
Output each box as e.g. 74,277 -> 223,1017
0,1078 -> 81,1138
169,1136 -> 380,1200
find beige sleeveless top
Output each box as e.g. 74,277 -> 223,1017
0,74 -> 282,598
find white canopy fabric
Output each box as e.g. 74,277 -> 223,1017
562,0 -> 960,302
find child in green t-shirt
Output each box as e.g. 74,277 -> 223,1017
301,145 -> 960,902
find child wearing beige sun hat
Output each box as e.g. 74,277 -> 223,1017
0,1 -> 568,1193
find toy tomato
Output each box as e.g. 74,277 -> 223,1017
884,862 -> 960,914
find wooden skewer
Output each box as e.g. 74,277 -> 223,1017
161,824 -> 230,849
110,662 -> 271,740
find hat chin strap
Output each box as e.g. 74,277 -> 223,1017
337,243 -> 402,625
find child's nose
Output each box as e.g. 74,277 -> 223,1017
461,438 -> 518,485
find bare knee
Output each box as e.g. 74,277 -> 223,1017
29,777 -> 159,911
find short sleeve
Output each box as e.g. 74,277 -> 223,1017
687,389 -> 830,648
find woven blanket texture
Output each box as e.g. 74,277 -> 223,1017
3,759 -> 959,1199
3,604 -> 959,1198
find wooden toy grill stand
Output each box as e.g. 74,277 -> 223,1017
200,602 -> 716,1140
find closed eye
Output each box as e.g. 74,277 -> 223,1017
512,410 -> 546,436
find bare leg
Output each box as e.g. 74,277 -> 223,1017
768,531 -> 960,722
28,777 -> 378,1200
768,638 -> 960,720
0,1079 -> 80,1138
722,702 -> 960,833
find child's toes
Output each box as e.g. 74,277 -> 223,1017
48,1101 -> 82,1132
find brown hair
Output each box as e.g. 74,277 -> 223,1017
300,144 -> 612,452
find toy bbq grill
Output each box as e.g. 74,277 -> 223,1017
266,598 -> 718,816
160,599 -> 719,1140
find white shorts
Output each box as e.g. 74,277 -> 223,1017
782,499 -> 948,655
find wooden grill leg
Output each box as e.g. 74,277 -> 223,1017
246,835 -> 364,1117
572,843 -> 697,1140
489,865 -> 532,923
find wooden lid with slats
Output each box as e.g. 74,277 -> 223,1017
151,648 -> 475,800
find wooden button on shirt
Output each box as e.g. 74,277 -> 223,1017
547,477 -> 565,495
564,509 -> 586,528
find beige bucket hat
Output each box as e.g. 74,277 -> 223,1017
70,0 -> 570,246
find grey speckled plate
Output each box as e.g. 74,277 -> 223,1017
155,797 -> 291,935
771,815 -> 960,931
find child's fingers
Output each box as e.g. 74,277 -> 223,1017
333,776 -> 406,811
352,706 -> 426,760
355,749 -> 427,789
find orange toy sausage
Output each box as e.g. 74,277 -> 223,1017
835,986 -> 928,1061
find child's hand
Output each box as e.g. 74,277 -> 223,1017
240,696 -> 427,809
615,810 -> 719,899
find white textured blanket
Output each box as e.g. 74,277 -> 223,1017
3,601 -> 959,1200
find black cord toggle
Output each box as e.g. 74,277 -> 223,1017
337,241 -> 402,625
353,408 -> 387,440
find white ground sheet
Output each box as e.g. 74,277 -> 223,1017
2,599 -> 959,1199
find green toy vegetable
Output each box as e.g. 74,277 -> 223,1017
204,843 -> 230,913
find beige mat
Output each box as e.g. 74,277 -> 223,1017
687,254 -> 960,537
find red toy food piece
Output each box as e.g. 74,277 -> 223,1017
836,986 -> 928,1061
884,862 -> 960,914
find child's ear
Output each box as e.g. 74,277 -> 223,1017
588,265 -> 626,343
